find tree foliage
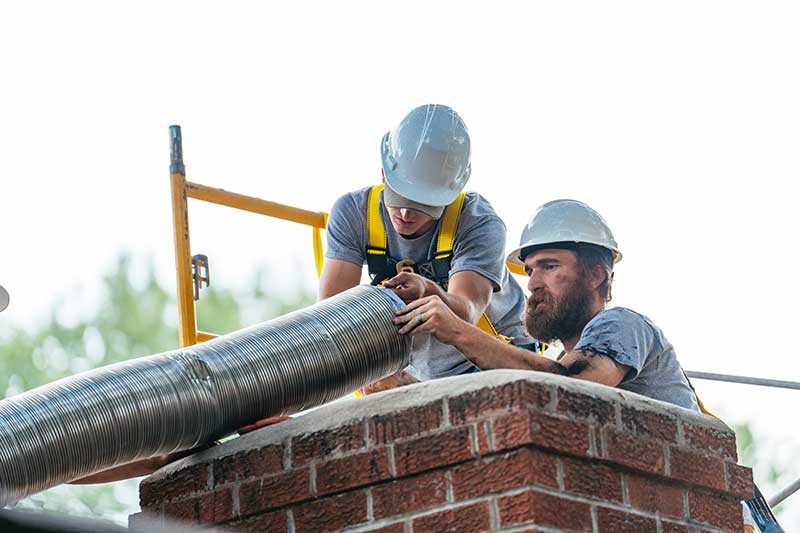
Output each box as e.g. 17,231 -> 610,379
0,254 -> 314,524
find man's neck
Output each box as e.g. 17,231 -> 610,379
560,300 -> 606,353
561,336 -> 581,354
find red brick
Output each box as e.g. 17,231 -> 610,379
688,491 -> 743,532
368,401 -> 442,445
490,411 -> 531,451
293,490 -> 368,533
725,461 -> 754,501
227,510 -> 289,532
682,422 -> 738,460
669,447 -> 726,492
497,490 -> 592,531
361,523 -> 405,533
163,488 -> 233,525
621,405 -> 679,444
626,474 -> 685,518
413,501 -> 491,533
452,448 -> 557,501
493,410 -> 593,457
213,444 -> 284,485
562,457 -> 623,503
291,421 -> 365,467
238,469 -> 312,514
660,521 -> 691,533
140,462 -> 209,508
596,507 -> 658,532
372,470 -> 448,520
448,380 -> 551,425
602,427 -> 666,476
316,448 -> 392,496
394,426 -> 473,477
556,387 -> 617,424
476,420 -> 492,455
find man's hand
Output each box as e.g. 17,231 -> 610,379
383,272 -> 433,303
237,415 -> 292,435
360,371 -> 419,395
393,295 -> 467,344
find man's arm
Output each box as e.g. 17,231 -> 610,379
318,258 -> 362,300
557,349 -> 628,386
394,296 -> 628,385
382,270 -> 492,324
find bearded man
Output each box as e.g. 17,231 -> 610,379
394,199 -> 699,411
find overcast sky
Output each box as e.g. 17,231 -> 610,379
2,0 -> 799,525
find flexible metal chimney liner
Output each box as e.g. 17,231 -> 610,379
0,285 -> 411,505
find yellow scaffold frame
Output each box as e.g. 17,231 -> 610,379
169,125 -> 328,347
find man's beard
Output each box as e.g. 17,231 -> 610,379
525,278 -> 595,343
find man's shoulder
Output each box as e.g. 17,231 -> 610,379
590,307 -> 662,332
331,186 -> 375,217
458,191 -> 505,228
461,191 -> 499,214
338,186 -> 374,204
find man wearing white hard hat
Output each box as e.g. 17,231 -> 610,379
394,199 -> 700,411
319,104 -> 534,391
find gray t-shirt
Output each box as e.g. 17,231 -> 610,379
574,307 -> 699,411
326,186 -> 531,380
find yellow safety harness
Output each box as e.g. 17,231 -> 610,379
682,371 -> 719,419
366,184 -> 511,342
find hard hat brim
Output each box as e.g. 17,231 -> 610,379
506,242 -> 623,268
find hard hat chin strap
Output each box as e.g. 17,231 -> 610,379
604,270 -> 615,303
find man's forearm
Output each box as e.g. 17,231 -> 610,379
452,321 -> 568,375
423,280 -> 481,323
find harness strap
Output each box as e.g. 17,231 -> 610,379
364,185 -> 505,341
435,192 -> 466,259
367,184 -> 387,254
682,370 -> 720,419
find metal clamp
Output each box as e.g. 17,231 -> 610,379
192,254 -> 210,301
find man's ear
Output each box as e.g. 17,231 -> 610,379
588,264 -> 607,291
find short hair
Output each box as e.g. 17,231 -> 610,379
575,244 -> 614,301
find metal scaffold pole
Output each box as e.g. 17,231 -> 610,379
685,371 -> 800,391
769,477 -> 800,508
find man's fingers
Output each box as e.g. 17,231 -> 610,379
395,297 -> 427,316
384,272 -> 411,288
395,302 -> 438,335
391,286 -> 418,304
397,312 -> 424,334
397,307 -> 428,334
406,314 -> 436,336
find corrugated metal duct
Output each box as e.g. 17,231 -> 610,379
0,285 -> 411,505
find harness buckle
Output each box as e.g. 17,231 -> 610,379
396,259 -> 416,274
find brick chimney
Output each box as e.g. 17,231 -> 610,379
132,370 -> 753,532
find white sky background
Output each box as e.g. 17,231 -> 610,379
1,0 -> 799,525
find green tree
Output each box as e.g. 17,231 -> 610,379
734,423 -> 798,523
0,254 -> 314,524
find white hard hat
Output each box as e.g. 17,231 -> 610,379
381,104 -> 471,207
507,199 -> 622,268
